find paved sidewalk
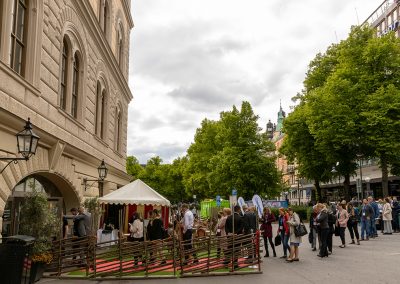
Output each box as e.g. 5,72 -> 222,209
39,226 -> 400,284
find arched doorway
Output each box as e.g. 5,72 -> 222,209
2,172 -> 79,237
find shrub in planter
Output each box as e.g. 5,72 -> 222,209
18,188 -> 59,281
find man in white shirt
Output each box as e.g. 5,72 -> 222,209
129,212 -> 144,267
181,203 -> 198,264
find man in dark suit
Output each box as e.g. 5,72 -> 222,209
243,206 -> 257,260
225,205 -> 244,269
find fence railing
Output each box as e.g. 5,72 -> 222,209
45,231 -> 262,279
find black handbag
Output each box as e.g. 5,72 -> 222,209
294,222 -> 308,237
308,231 -> 313,244
274,234 -> 282,246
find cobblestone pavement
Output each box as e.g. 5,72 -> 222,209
39,225 -> 400,284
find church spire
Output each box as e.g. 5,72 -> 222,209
276,101 -> 286,132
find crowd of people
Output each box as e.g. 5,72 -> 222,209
118,196 -> 400,267
261,196 -> 400,263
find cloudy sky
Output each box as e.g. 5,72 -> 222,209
128,0 -> 383,164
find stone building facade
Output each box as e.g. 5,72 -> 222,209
0,0 -> 133,237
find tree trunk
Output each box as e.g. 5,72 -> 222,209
381,154 -> 389,197
343,174 -> 350,201
314,180 -> 322,203
311,183 -> 317,204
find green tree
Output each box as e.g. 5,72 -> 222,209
185,101 -> 280,200
126,155 -> 143,180
138,156 -> 188,203
289,25 -> 400,199
362,85 -> 400,195
280,103 -> 332,202
183,119 -> 221,200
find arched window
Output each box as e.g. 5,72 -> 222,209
103,0 -> 108,35
71,53 -> 79,118
0,1 -> 4,50
95,79 -> 108,140
95,81 -> 101,135
100,88 -> 107,139
115,106 -> 122,152
59,33 -> 85,121
117,24 -> 124,67
60,39 -> 69,110
10,0 -> 28,75
99,0 -> 109,37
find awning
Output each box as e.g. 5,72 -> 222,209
98,179 -> 170,206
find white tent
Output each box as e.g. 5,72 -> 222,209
98,179 -> 170,206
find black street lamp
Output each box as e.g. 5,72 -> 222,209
83,159 -> 108,197
0,118 -> 40,174
98,160 -> 108,181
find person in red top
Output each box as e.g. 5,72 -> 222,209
261,207 -> 276,257
277,207 -> 290,258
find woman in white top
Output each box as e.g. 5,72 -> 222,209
382,198 -> 393,234
129,212 -> 144,267
130,212 -> 144,241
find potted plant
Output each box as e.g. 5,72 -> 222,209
18,188 -> 59,282
83,197 -> 104,235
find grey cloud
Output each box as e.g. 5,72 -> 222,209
131,22 -> 249,86
206,37 -> 249,56
166,80 -> 271,113
128,141 -> 188,164
138,116 -> 167,130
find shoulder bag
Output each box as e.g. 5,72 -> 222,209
294,214 -> 308,237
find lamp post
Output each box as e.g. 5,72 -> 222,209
356,153 -> 363,202
83,159 -> 108,196
284,191 -> 289,205
297,178 -> 301,205
97,160 -> 108,197
0,118 -> 40,174
365,176 -> 371,199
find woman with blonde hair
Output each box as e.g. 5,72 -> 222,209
336,202 -> 349,248
286,208 -> 302,262
316,204 -> 329,257
382,197 -> 393,234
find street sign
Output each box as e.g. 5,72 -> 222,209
232,188 -> 237,196
229,195 -> 237,207
216,195 -> 221,207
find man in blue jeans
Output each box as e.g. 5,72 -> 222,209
368,196 -> 380,238
360,199 -> 374,241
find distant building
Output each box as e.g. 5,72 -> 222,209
0,0 -> 134,237
363,0 -> 400,36
266,103 -> 309,205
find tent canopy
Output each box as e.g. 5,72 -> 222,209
98,179 -> 170,206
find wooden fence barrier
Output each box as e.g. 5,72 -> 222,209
45,231 -> 262,279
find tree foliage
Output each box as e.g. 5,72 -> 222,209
134,156 -> 189,204
282,25 -> 400,199
184,101 -> 281,200
19,188 -> 59,257
126,156 -> 143,180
